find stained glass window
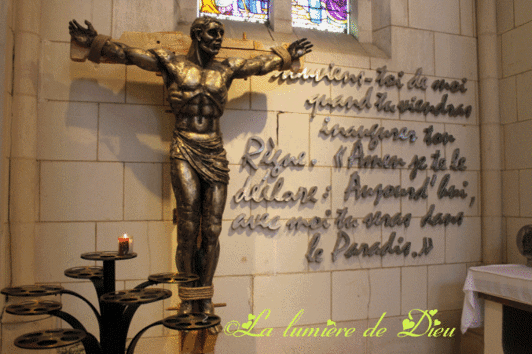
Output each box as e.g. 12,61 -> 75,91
198,0 -> 270,24
292,0 -> 349,33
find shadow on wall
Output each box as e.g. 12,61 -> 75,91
223,92 -> 267,143
64,72 -> 269,206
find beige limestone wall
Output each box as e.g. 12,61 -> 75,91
10,0 -> 43,286
1,1 -> 60,354
478,0 -> 503,265
0,0 -> 485,353
498,0 -> 532,264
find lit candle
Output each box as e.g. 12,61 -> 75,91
118,234 -> 133,255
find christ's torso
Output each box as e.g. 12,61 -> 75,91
163,55 -> 233,135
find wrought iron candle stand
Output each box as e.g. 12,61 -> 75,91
1,251 -> 221,354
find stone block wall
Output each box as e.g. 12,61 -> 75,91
498,0 -> 532,264
1,0 -> 485,352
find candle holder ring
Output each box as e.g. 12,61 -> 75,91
1,284 -> 64,297
14,329 -> 87,350
65,266 -> 104,279
162,313 -> 221,331
100,288 -> 172,305
148,272 -> 199,284
133,272 -> 199,290
6,299 -> 62,316
81,251 -> 137,261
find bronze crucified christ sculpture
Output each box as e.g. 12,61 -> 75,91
69,16 -> 312,317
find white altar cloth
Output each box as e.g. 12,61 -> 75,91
461,264 -> 532,333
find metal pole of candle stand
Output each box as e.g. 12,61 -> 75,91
79,251 -> 140,354
99,287 -> 173,354
102,259 -> 116,293
100,259 -> 126,354
99,259 -> 112,353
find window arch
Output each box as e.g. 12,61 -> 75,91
198,0 -> 270,23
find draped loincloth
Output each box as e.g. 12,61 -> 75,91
171,130 -> 230,185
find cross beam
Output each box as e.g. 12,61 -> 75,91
70,31 -> 280,63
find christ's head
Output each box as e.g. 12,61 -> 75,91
190,16 -> 225,56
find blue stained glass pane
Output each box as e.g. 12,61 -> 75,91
198,0 -> 270,23
292,0 -> 349,33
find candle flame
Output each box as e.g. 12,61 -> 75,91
123,233 -> 129,239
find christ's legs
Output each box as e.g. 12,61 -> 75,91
196,181 -> 227,314
171,158 -> 228,315
171,159 -> 202,313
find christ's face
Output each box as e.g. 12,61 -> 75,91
198,22 -> 224,56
